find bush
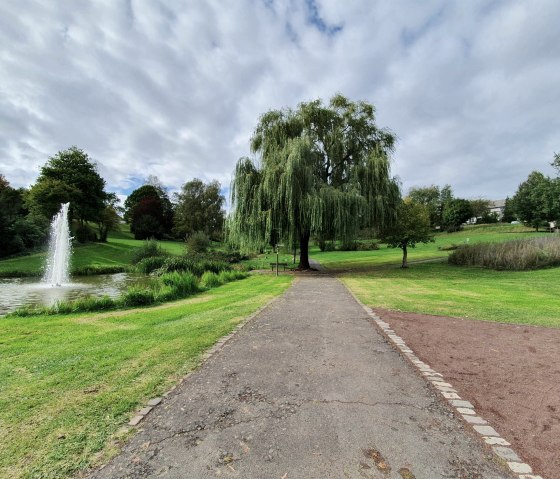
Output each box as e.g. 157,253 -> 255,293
131,240 -> 168,264
448,236 -> 560,270
160,257 -> 230,276
438,243 -> 460,251
338,241 -> 358,251
135,256 -> 168,274
122,286 -> 156,306
159,271 -> 199,296
217,270 -> 248,283
356,241 -> 380,251
75,224 -> 97,243
186,231 -> 210,254
201,271 -> 222,288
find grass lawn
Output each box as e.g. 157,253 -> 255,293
312,224 -> 559,328
341,261 -> 560,328
0,274 -> 293,479
0,227 -> 187,277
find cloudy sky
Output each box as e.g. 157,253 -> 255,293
1,0 -> 559,203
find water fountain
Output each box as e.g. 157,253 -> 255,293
43,202 -> 72,286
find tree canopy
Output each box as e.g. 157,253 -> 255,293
32,146 -> 107,224
512,171 -> 558,230
229,94 -> 400,269
408,184 -> 452,228
380,198 -> 434,268
124,183 -> 173,239
173,179 -> 225,241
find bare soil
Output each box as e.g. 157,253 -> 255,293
373,308 -> 560,479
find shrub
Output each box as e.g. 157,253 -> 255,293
131,240 -> 168,264
160,257 -> 230,276
135,256 -> 168,274
438,243 -> 460,251
338,240 -> 358,251
217,270 -> 248,283
72,265 -> 127,275
201,271 -> 222,288
448,236 -> 560,270
122,286 -> 156,306
159,271 -> 199,296
186,231 -> 210,255
356,241 -> 380,251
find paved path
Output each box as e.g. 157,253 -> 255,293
91,276 -> 513,479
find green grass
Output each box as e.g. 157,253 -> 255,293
312,224 -> 559,327
0,274 -> 293,479
0,227 -> 187,277
241,252 -> 299,270
341,261 -> 560,327
314,224 -> 547,271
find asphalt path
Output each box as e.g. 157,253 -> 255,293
90,275 -> 514,479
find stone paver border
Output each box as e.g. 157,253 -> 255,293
345,284 -> 544,479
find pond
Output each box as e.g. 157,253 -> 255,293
0,273 -> 146,316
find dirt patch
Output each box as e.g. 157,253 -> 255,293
373,308 -> 560,479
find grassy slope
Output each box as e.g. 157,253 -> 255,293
0,274 -> 293,479
313,224 -> 560,328
0,226 -> 186,276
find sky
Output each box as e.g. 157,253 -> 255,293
1,0 -> 559,205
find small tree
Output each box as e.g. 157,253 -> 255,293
442,198 -> 472,232
512,171 -> 554,231
380,199 -> 434,268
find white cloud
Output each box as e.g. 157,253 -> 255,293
0,0 -> 559,202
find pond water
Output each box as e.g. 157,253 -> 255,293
0,273 -> 145,316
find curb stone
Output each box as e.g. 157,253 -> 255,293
126,283 -> 293,428
340,280 -> 542,479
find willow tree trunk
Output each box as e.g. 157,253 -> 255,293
298,231 -> 311,269
401,243 -> 408,268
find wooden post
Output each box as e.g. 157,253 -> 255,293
276,245 -> 279,277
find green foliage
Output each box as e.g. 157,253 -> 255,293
173,179 -> 225,240
380,199 -> 434,267
442,198 -> 472,232
159,257 -> 230,276
448,236 -> 560,270
124,183 -> 173,238
501,197 -> 516,223
229,94 -> 400,269
130,240 -> 169,264
512,171 -> 559,230
36,146 -> 108,224
74,224 -> 97,243
186,231 -> 211,254
135,256 -> 168,274
121,286 -> 157,306
408,184 -> 452,228
158,271 -> 199,297
26,177 -> 78,219
201,271 -> 222,288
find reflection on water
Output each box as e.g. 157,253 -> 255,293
0,273 -> 145,316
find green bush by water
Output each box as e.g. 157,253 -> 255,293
130,240 -> 169,264
448,235 -> 560,270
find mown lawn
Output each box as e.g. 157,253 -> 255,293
0,274 -> 293,479
312,224 -> 559,327
340,261 -> 560,328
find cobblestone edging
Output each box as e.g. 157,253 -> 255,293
351,296 -> 543,479
124,285 -> 294,429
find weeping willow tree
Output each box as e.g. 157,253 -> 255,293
229,94 -> 400,269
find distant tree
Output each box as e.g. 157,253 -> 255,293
97,193 -> 122,242
380,199 -> 434,268
551,152 -> 560,173
442,198 -> 472,232
131,196 -> 165,239
408,184 -> 453,228
125,184 -> 173,238
229,94 -> 400,269
512,171 -> 555,231
469,199 -> 490,222
36,146 -> 107,224
501,197 -> 516,223
173,179 -> 225,241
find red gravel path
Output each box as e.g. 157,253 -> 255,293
373,308 -> 560,479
